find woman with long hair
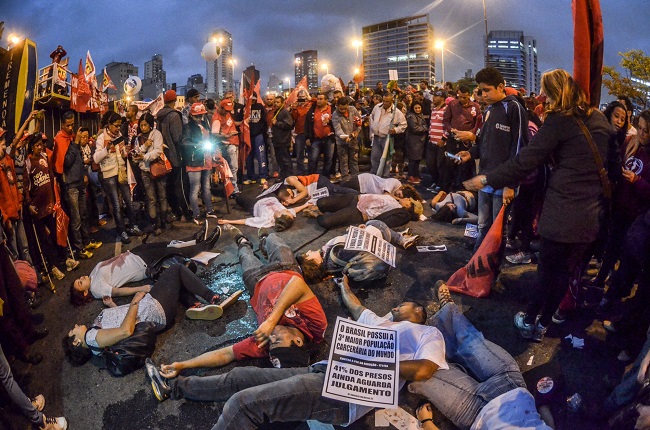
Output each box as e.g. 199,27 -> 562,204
463,69 -> 621,342
405,101 -> 428,184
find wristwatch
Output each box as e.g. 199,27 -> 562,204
480,176 -> 488,186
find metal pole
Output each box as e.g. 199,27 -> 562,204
483,0 -> 489,66
441,48 -> 445,85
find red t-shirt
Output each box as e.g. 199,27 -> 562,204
211,112 -> 240,146
232,270 -> 328,361
25,154 -> 55,219
313,105 -> 333,139
291,103 -> 312,135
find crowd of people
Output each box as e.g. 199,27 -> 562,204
0,63 -> 649,430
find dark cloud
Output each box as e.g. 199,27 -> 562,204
2,0 -> 647,100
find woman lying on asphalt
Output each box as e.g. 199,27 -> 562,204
64,264 -> 229,366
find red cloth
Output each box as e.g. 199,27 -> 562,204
313,105 -> 333,139
447,206 -> 506,298
52,130 -> 73,175
0,155 -> 21,224
573,0 -> 604,106
233,270 -> 327,361
285,76 -> 308,107
212,112 -> 239,146
296,174 -> 319,187
291,103 -> 312,134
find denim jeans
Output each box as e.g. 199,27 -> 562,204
474,190 -> 505,252
0,344 -> 42,426
335,138 -> 359,179
408,303 -> 526,430
365,219 -> 407,247
238,233 -> 301,292
140,170 -> 168,227
294,133 -> 307,175
370,135 -> 391,177
63,183 -> 90,250
245,134 -> 268,180
187,169 -> 212,218
221,144 -> 240,193
308,137 -> 335,175
100,174 -> 135,234
5,217 -> 33,264
170,365 -> 350,430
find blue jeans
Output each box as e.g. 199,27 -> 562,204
0,344 -> 42,426
408,303 -> 526,429
365,219 -> 407,247
100,174 -> 135,234
335,138 -> 359,179
187,169 -> 212,218
170,365 -> 350,430
237,233 -> 301,292
370,135 -> 391,177
221,144 -> 240,193
474,190 -> 504,252
140,171 -> 168,226
63,183 -> 90,250
308,137 -> 334,175
5,216 -> 33,264
245,134 -> 268,180
294,133 -> 307,175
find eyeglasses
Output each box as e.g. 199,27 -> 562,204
109,123 -> 121,129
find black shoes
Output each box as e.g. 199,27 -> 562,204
206,226 -> 222,249
145,358 -> 171,402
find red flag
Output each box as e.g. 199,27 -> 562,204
214,155 -> 235,198
284,76 -> 308,107
84,50 -> 96,82
446,206 -> 507,298
70,59 -> 91,113
101,67 -> 117,91
573,0 -> 603,106
52,180 -> 69,247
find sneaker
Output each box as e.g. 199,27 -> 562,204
127,225 -> 143,236
531,323 -> 548,343
120,231 -> 131,244
505,238 -> 517,250
222,224 -> 247,245
434,280 -> 453,309
206,210 -> 220,219
78,250 -> 93,260
31,394 -> 45,412
514,311 -> 535,339
397,227 -> 411,236
243,179 -> 252,185
260,178 -> 268,186
84,240 -> 103,250
185,303 -> 224,320
145,358 -> 171,402
552,310 -> 567,324
408,176 -> 421,184
51,267 -> 65,280
426,183 -> 438,191
506,252 -> 532,265
603,320 -> 616,333
402,235 -> 420,249
43,415 -> 68,430
193,217 -> 203,225
65,258 -> 80,272
258,227 -> 271,257
206,226 -> 222,249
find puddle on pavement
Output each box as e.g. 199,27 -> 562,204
200,264 -> 249,301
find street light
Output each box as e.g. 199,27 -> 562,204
285,76 -> 291,90
352,39 -> 362,60
321,63 -> 329,74
435,39 -> 445,84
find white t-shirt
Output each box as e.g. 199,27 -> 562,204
85,293 -> 166,355
245,196 -> 296,228
357,173 -> 401,195
89,251 -> 148,298
471,388 -> 552,430
356,194 -> 401,219
346,309 -> 448,426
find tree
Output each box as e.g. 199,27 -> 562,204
603,49 -> 650,111
454,77 -> 476,92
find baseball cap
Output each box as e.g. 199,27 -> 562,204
220,99 -> 234,111
163,90 -> 177,103
186,88 -> 201,99
190,102 -> 207,116
433,90 -> 444,97
269,344 -> 310,368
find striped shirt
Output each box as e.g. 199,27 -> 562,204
429,105 -> 446,143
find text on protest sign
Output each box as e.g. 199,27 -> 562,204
344,226 -> 396,267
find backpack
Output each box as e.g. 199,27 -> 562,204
329,245 -> 389,283
88,322 -> 158,377
145,253 -> 196,281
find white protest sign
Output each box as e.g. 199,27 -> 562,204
464,223 -> 479,238
322,317 -> 399,409
344,226 -> 396,267
256,181 -> 283,198
308,187 -> 330,203
388,70 -> 399,81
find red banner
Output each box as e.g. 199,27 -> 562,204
285,75 -> 308,107
573,0 -> 604,106
70,59 -> 91,113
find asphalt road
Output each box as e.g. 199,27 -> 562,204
2,180 -> 617,430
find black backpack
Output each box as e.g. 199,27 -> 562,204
88,322 -> 158,377
145,253 -> 196,281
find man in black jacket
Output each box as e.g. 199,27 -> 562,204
271,96 -> 294,179
245,93 -> 269,184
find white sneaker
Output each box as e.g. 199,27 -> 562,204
66,258 -> 80,272
402,235 -> 420,249
506,252 -> 532,264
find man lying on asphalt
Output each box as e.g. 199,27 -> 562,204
145,226 -> 328,388
144,274 -> 447,429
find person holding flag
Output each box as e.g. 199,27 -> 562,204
212,99 -> 241,196
244,84 -> 269,185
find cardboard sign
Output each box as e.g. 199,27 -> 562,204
344,226 -> 396,267
388,70 -> 398,81
309,187 -> 330,202
464,224 -> 479,238
322,317 -> 399,409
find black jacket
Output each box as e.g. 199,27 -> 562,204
271,108 -> 294,147
156,107 -> 183,167
487,110 -> 621,243
62,142 -> 85,186
249,102 -> 268,137
181,119 -> 214,168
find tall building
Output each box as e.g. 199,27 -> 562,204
187,74 -> 207,95
362,15 -> 435,88
485,31 -> 540,93
294,50 -> 318,90
267,74 -> 282,95
242,65 -> 260,94
206,29 -> 234,99
144,54 -> 166,86
105,61 -> 138,100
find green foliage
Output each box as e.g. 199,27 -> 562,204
603,49 -> 650,110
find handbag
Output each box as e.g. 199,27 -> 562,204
87,322 -> 158,377
150,151 -> 172,179
116,152 -> 128,184
575,117 -> 612,201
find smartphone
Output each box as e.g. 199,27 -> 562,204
444,151 -> 461,162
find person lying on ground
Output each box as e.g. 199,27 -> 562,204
70,224 -> 222,305
218,196 -> 311,231
297,219 -> 419,283
409,281 -> 554,430
315,193 -> 422,229
144,274 -> 446,430
277,173 -> 358,207
65,264 -> 230,367
340,172 -> 422,201
146,227 -> 327,384
430,190 -> 478,224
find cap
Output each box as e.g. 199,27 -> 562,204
163,90 -> 177,103
186,88 -> 201,99
190,102 -> 207,116
219,99 -> 234,111
269,344 -> 310,368
433,90 -> 444,97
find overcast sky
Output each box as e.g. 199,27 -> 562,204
2,0 -> 648,101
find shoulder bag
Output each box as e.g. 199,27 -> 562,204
575,117 -> 612,201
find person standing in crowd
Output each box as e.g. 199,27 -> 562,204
405,101 -> 429,184
305,94 -> 335,176
369,92 -> 407,177
132,113 -> 168,236
463,69 -> 621,342
212,99 -> 240,195
157,90 -> 191,223
263,93 -> 280,178
618,94 -> 637,137
456,67 -> 529,251
120,105 -> 140,148
244,92 -> 268,185
332,96 -> 361,182
182,88 -> 201,125
270,95 -> 294,179
425,90 -> 447,192
290,90 -> 312,175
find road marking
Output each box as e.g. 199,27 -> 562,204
114,240 -> 122,257
375,407 -> 420,429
